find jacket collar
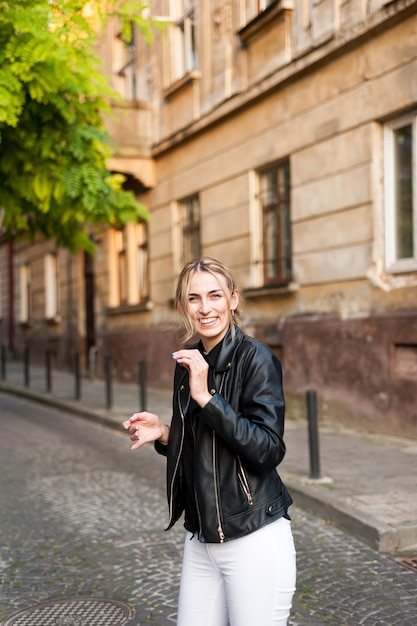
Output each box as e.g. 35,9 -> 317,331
185,325 -> 244,375
207,326 -> 244,372
175,327 -> 244,403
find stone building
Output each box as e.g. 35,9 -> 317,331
1,0 -> 416,436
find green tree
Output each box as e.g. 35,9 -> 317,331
0,0 -> 161,253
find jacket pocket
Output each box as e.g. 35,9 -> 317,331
237,456 -> 253,506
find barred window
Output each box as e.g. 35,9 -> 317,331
258,160 -> 292,285
179,194 -> 201,264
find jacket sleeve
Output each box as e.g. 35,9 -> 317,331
154,439 -> 168,456
199,342 -> 286,474
154,362 -> 186,457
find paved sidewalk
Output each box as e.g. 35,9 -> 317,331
1,360 -> 416,554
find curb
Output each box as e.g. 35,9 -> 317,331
282,475 -> 417,553
0,383 -> 122,433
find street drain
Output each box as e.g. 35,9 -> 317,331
2,597 -> 135,625
391,555 -> 417,573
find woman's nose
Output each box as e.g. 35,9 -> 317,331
199,297 -> 211,312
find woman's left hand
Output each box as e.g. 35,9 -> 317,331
172,349 -> 212,407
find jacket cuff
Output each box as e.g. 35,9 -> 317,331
154,439 -> 168,457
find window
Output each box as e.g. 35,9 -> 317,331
113,26 -> 148,101
244,0 -> 276,23
258,160 -> 292,285
115,228 -> 128,304
170,0 -> 197,80
384,114 -> 416,271
109,222 -> 150,308
179,194 -> 201,264
136,222 -> 149,302
44,253 -> 59,319
19,263 -> 31,323
258,0 -> 275,11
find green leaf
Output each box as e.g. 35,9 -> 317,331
0,0 -> 155,252
33,172 -> 51,203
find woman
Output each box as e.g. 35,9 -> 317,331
123,257 -> 296,626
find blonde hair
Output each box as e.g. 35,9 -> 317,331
175,257 -> 243,344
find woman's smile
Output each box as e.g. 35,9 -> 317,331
199,316 -> 218,326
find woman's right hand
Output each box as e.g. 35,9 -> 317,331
122,412 -> 168,450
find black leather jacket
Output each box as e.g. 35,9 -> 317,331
155,326 -> 292,543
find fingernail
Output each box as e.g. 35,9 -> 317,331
172,352 -> 178,358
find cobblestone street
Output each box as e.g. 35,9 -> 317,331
1,393 -> 416,625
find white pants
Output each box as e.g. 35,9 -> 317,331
177,517 -> 296,626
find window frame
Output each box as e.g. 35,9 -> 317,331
170,0 -> 198,81
384,112 -> 417,273
44,252 -> 59,320
113,26 -> 147,102
178,193 -> 201,266
257,159 -> 292,287
241,0 -> 281,30
115,227 -> 128,305
19,262 -> 31,324
257,0 -> 276,11
136,222 -> 150,303
108,222 -> 150,310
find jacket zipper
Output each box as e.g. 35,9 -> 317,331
212,431 -> 225,542
212,371 -> 227,542
168,387 -> 185,526
237,456 -> 253,505
192,413 -> 204,538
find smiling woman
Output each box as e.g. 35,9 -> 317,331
181,267 -> 239,352
175,257 -> 243,346
123,257 -> 296,626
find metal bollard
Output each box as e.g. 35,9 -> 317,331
1,344 -> 6,380
74,351 -> 81,400
306,389 -> 321,479
138,359 -> 147,412
45,348 -> 52,392
89,345 -> 97,380
104,353 -> 113,409
24,346 -> 30,387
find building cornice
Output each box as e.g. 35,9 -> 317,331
152,0 -> 416,156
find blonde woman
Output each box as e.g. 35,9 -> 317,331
123,257 -> 296,626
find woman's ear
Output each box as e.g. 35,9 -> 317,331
231,289 -> 239,310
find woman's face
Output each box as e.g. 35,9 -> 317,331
186,270 -> 239,352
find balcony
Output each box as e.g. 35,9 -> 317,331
105,101 -> 156,189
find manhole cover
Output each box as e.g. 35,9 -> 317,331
2,597 -> 135,625
391,555 -> 417,573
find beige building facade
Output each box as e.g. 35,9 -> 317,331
1,0 -> 417,436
